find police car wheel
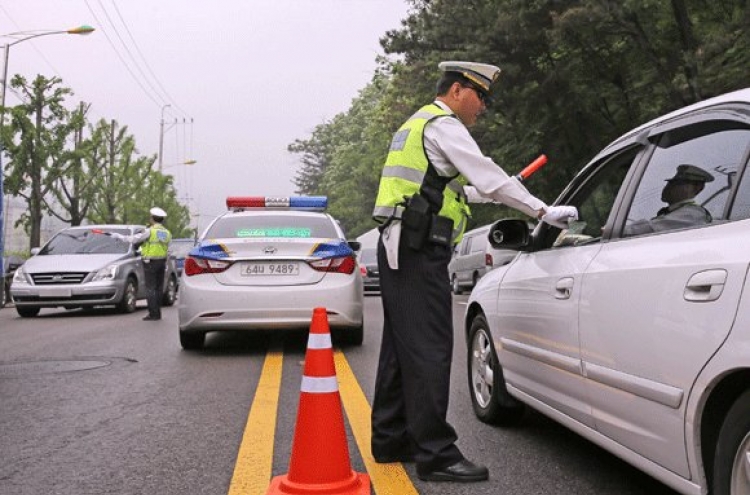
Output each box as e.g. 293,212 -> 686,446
180,331 -> 205,350
16,306 -> 40,318
467,314 -> 524,425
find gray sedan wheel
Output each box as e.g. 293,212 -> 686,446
117,279 -> 138,314
161,276 -> 177,307
467,314 -> 524,425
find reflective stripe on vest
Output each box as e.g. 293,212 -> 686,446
372,104 -> 470,244
141,225 -> 172,259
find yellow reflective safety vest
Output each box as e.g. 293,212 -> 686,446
373,104 -> 470,244
140,224 -> 172,259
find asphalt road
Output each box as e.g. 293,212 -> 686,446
0,296 -> 679,495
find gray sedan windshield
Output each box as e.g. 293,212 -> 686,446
39,228 -> 132,255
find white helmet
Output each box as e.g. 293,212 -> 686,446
149,207 -> 167,218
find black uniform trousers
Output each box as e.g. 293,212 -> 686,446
144,258 -> 166,319
371,232 -> 464,472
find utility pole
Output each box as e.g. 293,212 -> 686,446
158,104 -> 171,172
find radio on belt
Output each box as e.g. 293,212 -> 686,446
225,196 -> 328,211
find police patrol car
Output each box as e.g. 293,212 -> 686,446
177,196 -> 364,350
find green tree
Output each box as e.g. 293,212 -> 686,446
1,74 -> 72,248
47,101 -> 96,226
291,0 -> 750,234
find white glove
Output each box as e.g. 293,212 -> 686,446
542,205 -> 579,229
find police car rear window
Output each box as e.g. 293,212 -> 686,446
206,215 -> 339,239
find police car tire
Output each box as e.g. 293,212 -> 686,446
16,306 -> 40,318
712,389 -> 750,495
467,315 -> 525,426
180,331 -> 205,350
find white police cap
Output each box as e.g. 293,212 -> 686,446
438,61 -> 501,93
150,207 -> 167,218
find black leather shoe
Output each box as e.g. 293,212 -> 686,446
142,315 -> 161,321
417,459 -> 489,482
373,452 -> 415,464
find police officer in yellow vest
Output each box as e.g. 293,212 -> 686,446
120,207 -> 173,321
371,61 -> 578,482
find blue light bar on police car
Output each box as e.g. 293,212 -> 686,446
226,196 -> 328,211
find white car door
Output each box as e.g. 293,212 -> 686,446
497,147 -> 640,428
495,244 -> 600,427
579,119 -> 750,477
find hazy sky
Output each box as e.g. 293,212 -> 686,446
0,1 -> 409,232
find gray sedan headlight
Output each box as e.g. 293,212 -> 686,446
12,267 -> 30,285
92,264 -> 118,281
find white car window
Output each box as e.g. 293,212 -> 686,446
624,125 -> 750,236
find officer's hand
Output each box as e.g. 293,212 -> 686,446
542,205 -> 578,229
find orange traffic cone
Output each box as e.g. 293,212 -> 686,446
266,307 -> 370,495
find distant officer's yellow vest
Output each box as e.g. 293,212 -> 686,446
372,104 -> 470,244
141,224 -> 172,259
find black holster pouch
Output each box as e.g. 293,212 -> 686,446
428,215 -> 453,247
401,194 -> 431,250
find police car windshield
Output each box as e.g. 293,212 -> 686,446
39,228 -> 133,255
206,214 -> 339,239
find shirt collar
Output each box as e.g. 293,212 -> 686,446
433,100 -> 454,115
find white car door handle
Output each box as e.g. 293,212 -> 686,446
555,277 -> 574,300
684,269 -> 727,302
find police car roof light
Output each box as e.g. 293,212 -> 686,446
226,196 -> 328,211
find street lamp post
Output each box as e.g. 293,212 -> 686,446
0,24 -> 94,299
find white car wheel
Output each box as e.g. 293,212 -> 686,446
714,389 -> 750,495
467,314 -> 524,425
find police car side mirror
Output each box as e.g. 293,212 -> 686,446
488,219 -> 531,251
348,241 -> 362,253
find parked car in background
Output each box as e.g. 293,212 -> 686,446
448,224 -> 517,294
178,196 -> 364,350
10,225 -> 179,317
1,255 -> 25,308
464,87 -> 750,495
169,237 -> 197,276
358,247 -> 379,293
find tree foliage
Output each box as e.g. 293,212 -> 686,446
290,0 -> 750,236
1,75 -> 193,248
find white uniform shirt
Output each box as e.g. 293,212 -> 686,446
382,100 -> 547,269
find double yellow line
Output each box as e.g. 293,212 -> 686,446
227,347 -> 419,495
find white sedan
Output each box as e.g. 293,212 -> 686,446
465,87 -> 750,495
178,197 -> 363,350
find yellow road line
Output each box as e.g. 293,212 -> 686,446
334,350 -> 420,495
227,348 -> 283,495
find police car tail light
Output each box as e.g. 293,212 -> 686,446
184,256 -> 232,276
308,255 -> 356,275
225,196 -> 328,211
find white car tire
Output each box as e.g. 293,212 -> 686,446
467,314 -> 525,425
712,389 -> 750,495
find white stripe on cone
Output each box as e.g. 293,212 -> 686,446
300,376 -> 339,393
307,333 -> 332,349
